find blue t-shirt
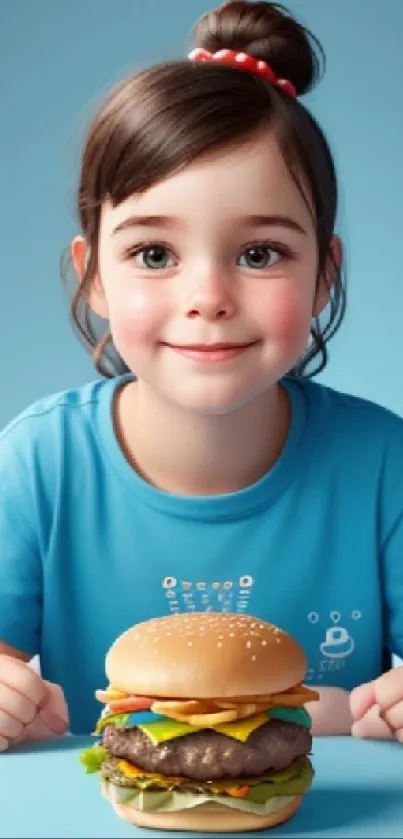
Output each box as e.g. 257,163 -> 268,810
1,374 -> 403,734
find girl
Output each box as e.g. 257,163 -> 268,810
0,0 -> 402,752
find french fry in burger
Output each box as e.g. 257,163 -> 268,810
80,612 -> 318,833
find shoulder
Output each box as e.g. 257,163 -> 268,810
285,377 -> 403,523
0,376 -> 129,467
1,377 -> 108,433
1,376 -> 125,441
286,375 -> 403,445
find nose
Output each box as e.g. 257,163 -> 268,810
184,264 -> 236,321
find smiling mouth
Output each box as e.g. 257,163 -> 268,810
162,341 -> 258,363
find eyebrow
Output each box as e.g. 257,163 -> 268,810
111,213 -> 307,236
112,215 -> 180,234
240,214 -> 307,235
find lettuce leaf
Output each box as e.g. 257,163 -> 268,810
80,744 -> 109,774
94,712 -> 130,733
99,752 -> 313,799
104,780 -> 300,816
210,757 -> 313,795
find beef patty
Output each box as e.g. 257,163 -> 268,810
102,718 -> 311,780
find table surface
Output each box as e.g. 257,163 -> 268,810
1,735 -> 402,838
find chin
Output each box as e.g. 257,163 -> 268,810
167,379 -> 279,417
81,612 -> 318,833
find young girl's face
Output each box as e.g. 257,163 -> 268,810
91,129 -> 328,414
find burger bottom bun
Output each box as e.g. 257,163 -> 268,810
101,781 -> 302,833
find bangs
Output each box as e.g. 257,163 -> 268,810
79,62 -> 276,215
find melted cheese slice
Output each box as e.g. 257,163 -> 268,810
117,760 -> 184,786
138,713 -> 269,745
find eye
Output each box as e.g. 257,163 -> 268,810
131,245 -> 175,270
238,245 -> 283,270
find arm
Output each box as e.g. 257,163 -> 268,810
350,432 -> 403,742
0,419 -> 43,657
0,420 -> 69,749
308,685 -> 397,739
306,686 -> 352,736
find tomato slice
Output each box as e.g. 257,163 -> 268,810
108,696 -> 154,713
224,785 -> 250,798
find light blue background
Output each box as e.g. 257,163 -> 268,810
1,0 -> 402,428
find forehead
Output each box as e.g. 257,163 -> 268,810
101,129 -> 313,233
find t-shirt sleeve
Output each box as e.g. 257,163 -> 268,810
379,424 -> 403,662
380,508 -> 403,661
0,421 -> 42,656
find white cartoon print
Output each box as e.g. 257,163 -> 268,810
320,625 -> 355,659
305,609 -> 362,682
161,575 -> 255,613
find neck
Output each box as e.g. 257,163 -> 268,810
115,380 -> 290,496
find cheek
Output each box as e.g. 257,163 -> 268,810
252,285 -> 312,344
108,287 -> 168,348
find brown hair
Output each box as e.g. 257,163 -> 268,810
63,0 -> 346,378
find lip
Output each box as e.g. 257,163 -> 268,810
162,341 -> 258,363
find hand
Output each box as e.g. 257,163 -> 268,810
0,654 -> 69,752
350,666 -> 403,743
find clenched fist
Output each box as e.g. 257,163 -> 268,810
0,655 -> 69,752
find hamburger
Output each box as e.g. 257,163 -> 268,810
80,612 -> 318,832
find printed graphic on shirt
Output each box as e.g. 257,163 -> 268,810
304,609 -> 362,682
161,575 -> 255,614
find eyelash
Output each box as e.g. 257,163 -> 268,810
122,240 -> 294,265
124,241 -> 176,262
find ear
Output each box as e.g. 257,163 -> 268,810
313,235 -> 343,317
71,235 -> 109,319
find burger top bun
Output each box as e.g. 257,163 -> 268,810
105,612 -> 307,698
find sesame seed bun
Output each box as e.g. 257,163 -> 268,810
105,612 -> 307,698
102,781 -> 302,832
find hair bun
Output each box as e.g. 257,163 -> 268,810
191,0 -> 324,96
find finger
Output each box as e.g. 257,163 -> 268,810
38,682 -> 69,735
37,709 -> 68,735
350,681 -> 376,722
0,709 -> 24,740
372,669 -> 403,715
351,703 -> 394,740
0,734 -> 9,753
380,701 -> 403,732
395,727 -> 403,745
0,683 -> 37,725
0,657 -> 46,707
11,683 -> 69,744
19,711 -> 67,743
